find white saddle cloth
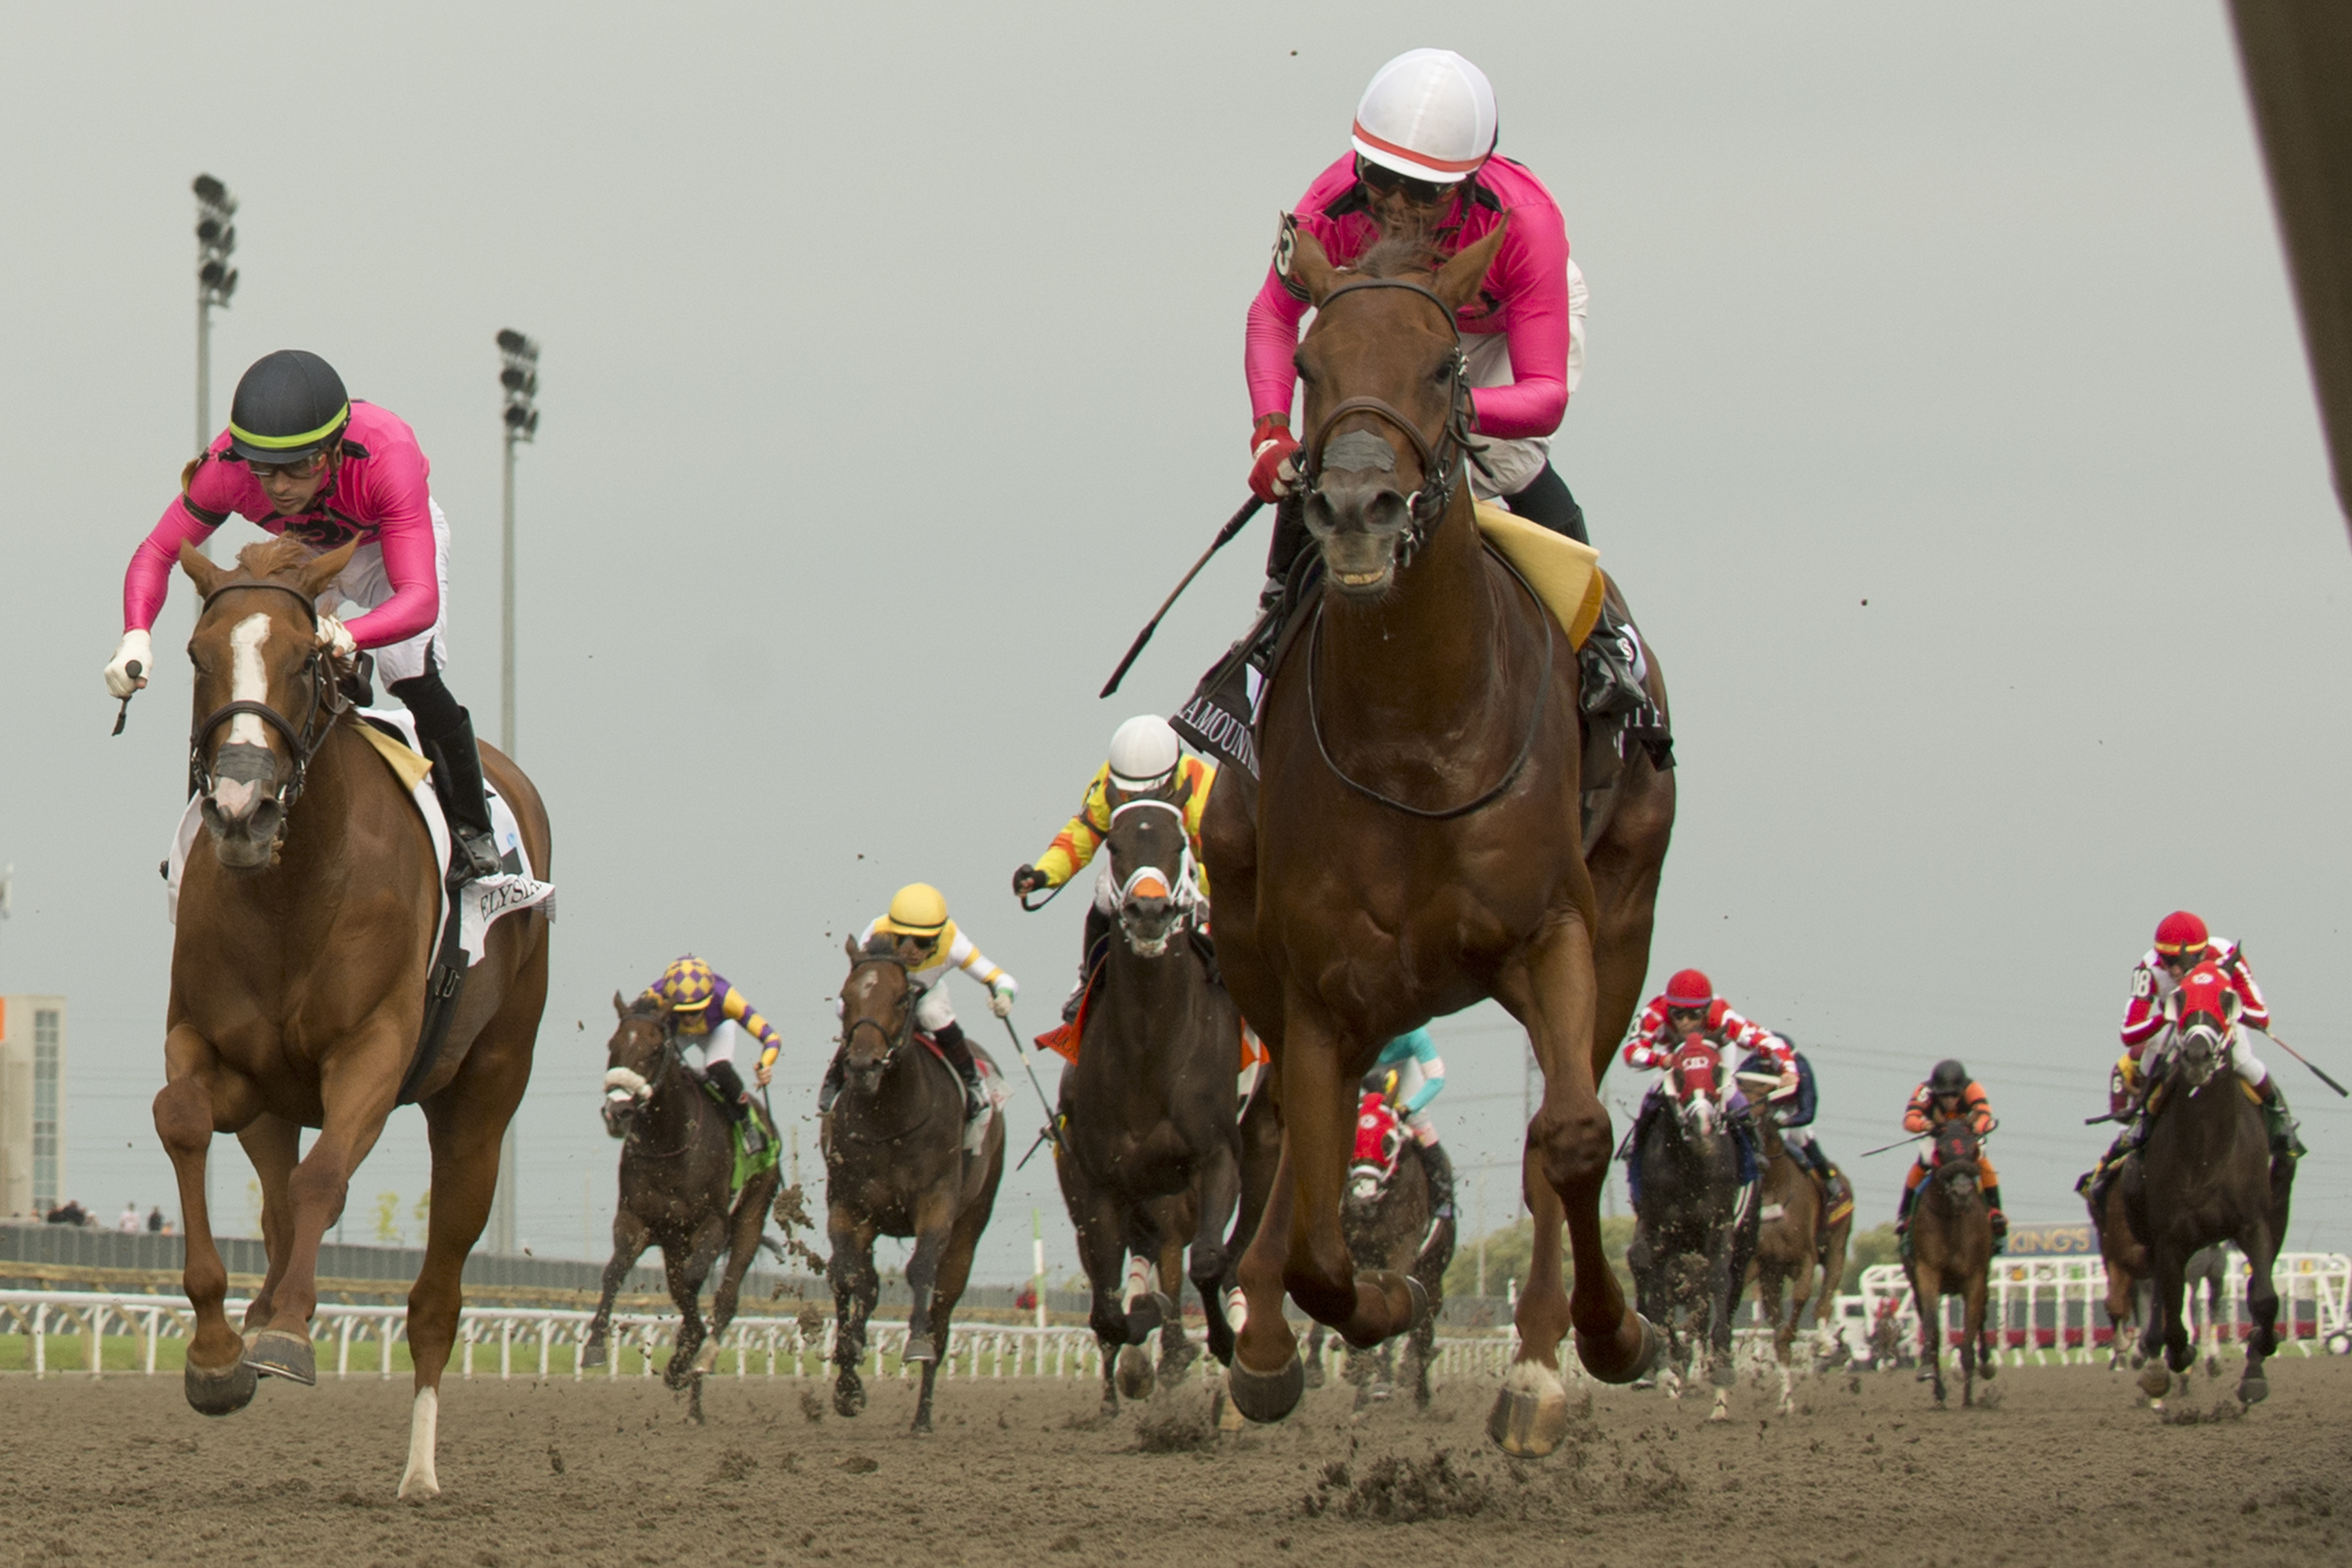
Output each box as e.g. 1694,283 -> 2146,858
165,707 -> 554,968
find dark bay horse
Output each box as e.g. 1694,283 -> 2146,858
2091,1169 -> 2153,1369
1200,227 -> 1674,1459
1904,1120 -> 1996,1407
1626,1038 -> 1754,1420
157,540 -> 551,1499
1740,1080 -> 1833,1410
1054,798 -> 1243,1411
2126,983 -> 2293,1406
825,936 -> 1004,1432
1301,1088 -> 1454,1409
583,992 -> 783,1413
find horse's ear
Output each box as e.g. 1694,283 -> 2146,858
178,540 -> 226,599
1431,216 -> 1509,313
612,990 -> 628,1019
293,540 -> 360,598
1285,221 -> 1342,307
845,936 -> 861,963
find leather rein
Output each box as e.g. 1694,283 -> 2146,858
187,580 -> 345,810
1297,276 -> 1552,822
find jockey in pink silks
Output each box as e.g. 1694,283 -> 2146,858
104,349 -> 502,883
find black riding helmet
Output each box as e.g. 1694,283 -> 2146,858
225,350 -> 350,465
1929,1059 -> 1969,1096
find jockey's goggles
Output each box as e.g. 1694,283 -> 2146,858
1665,1006 -> 1707,1027
890,932 -> 941,962
2157,946 -> 2208,970
1355,155 -> 1449,206
244,451 -> 330,482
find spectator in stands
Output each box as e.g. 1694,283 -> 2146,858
44,1200 -> 90,1227
146,1206 -> 166,1233
118,1203 -> 140,1233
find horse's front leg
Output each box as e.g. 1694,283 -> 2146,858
1909,1269 -> 1945,1406
153,1024 -> 265,1415
1275,1009 -> 1418,1347
664,1211 -> 727,1392
247,1032 -> 402,1389
2239,1227 -> 2281,1405
237,1113 -> 302,1333
582,1207 -> 651,1369
1228,1133 -> 1306,1422
827,1207 -> 878,1418
1488,918 -> 1654,1457
900,1190 -> 955,1366
1188,1148 -> 1242,1371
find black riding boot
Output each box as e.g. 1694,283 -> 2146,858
391,670 -> 502,885
1895,1179 -> 1918,1233
1245,495 -> 1312,678
1985,1183 -> 2008,1252
1419,1139 -> 1457,1221
2258,1077 -> 2306,1158
704,1059 -> 766,1155
1064,904 -> 1112,1023
1578,600 -> 1648,719
933,1022 -> 988,1141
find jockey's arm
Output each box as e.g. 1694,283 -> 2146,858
335,453 -> 439,650
1462,195 -> 1573,440
1031,768 -> 1114,890
2227,953 -> 2273,1032
2119,962 -> 2166,1051
1901,1088 -> 1934,1135
945,929 -> 1018,1013
123,475 -> 233,640
717,985 -> 787,1075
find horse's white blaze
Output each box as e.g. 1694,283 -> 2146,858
397,1386 -> 440,1501
227,614 -> 272,747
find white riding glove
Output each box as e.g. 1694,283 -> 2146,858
105,629 -> 153,699
316,614 -> 358,667
988,976 -> 1019,1019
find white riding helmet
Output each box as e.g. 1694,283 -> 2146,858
1352,48 -> 1498,185
1107,715 -> 1181,794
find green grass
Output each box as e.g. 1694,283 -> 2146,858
1,1333 -> 1085,1380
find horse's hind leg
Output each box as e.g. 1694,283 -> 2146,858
911,1154 -> 998,1435
712,1169 -> 781,1352
1490,921 -> 1654,1457
2239,1228 -> 2281,1405
153,1028 -> 263,1415
583,1209 -> 652,1369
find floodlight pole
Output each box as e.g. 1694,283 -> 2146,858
191,175 -> 239,455
489,329 -> 539,1256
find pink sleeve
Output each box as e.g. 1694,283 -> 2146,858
340,451 -> 438,650
123,495 -> 225,632
1245,271 -> 1312,426
1467,199 -> 1573,440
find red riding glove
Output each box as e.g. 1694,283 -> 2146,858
1247,416 -> 1300,502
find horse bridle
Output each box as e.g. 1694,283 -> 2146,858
606,1016 -> 699,1161
187,580 -> 344,809
1295,277 -> 1553,822
1296,276 -> 1494,561
841,953 -> 919,1059
1105,798 -> 1201,942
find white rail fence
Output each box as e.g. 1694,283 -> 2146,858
1834,1252 -> 2352,1367
0,1289 -> 1519,1385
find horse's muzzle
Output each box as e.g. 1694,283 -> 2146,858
199,742 -> 284,868
600,1100 -> 631,1139
1306,471 -> 1414,596
1119,892 -> 1176,958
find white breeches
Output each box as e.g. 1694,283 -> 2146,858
915,983 -> 957,1034
690,1019 -> 745,1069
2234,1027 -> 2269,1087
329,498 -> 450,685
1782,1124 -> 1816,1152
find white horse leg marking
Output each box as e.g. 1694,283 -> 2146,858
227,615 -> 272,745
397,1386 -> 440,1501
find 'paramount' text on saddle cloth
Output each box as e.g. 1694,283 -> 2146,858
165,708 -> 554,960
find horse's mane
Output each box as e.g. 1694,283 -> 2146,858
1352,238 -> 1443,281
232,537 -> 323,581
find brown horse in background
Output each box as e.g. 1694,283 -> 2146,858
156,540 -> 551,1499
2090,1170 -> 2151,1369
824,936 -> 1004,1432
1299,1094 -> 1454,1411
583,993 -> 783,1416
1201,227 -> 1674,1458
1743,1088 -> 1831,1411
1904,1119 -> 1997,1407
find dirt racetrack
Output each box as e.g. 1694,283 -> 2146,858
3,1350 -> 2346,1567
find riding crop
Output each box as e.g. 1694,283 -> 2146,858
1098,496 -> 1264,699
1000,1012 -> 1068,1163
2259,1030 -> 2350,1098
109,660 -> 142,736
1857,1132 -> 1931,1158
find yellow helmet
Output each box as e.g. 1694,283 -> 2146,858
878,882 -> 950,938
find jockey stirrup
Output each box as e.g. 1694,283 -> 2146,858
703,1059 -> 767,1156
1577,600 -> 1648,719
2259,1079 -> 2306,1160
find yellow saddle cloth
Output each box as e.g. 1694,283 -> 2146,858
1473,500 -> 1607,648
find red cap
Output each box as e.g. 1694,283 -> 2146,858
2154,910 -> 2210,956
1664,969 -> 1714,1009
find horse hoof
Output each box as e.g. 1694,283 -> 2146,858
184,1358 -> 259,1416
1403,1275 -> 1431,1331
1226,1354 -> 1305,1425
902,1335 -> 936,1365
2137,1365 -> 2171,1400
1125,1292 -> 1175,1345
1576,1311 -> 1663,1386
1116,1345 -> 1156,1403
2239,1376 -> 2269,1406
1709,1359 -> 1737,1391
244,1329 -> 317,1386
834,1382 -> 866,1418
581,1342 -> 607,1370
1486,1363 -> 1570,1456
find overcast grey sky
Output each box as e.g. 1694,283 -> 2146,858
3,1 -> 2347,1286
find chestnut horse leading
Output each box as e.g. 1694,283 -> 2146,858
155,539 -> 551,1499
1202,226 -> 1674,1456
